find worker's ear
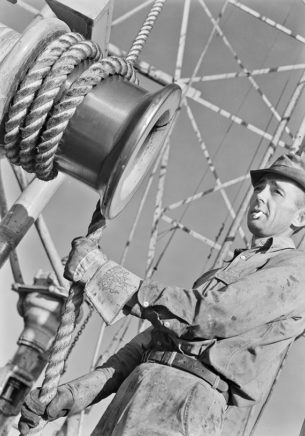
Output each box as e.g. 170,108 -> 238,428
291,207 -> 305,232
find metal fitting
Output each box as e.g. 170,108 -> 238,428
13,271 -> 67,353
0,361 -> 33,416
0,271 -> 66,419
0,344 -> 47,418
46,0 -> 114,51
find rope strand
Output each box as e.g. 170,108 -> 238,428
19,2 -> 168,434
4,33 -> 84,164
126,0 -> 167,64
27,283 -> 84,435
5,0 -> 168,182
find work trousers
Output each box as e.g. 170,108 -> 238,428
91,362 -> 226,436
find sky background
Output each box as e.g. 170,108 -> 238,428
1,0 -> 305,435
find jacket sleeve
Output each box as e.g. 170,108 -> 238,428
66,327 -> 153,412
85,252 -> 305,339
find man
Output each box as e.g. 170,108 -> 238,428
19,153 -> 305,436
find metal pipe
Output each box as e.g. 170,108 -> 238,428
0,272 -> 66,431
0,346 -> 47,431
174,0 -> 191,81
0,174 -> 64,270
11,166 -> 67,288
34,218 -> 67,288
0,162 -> 23,284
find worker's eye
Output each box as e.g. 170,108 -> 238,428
273,188 -> 284,196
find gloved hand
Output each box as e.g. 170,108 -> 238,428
18,385 -> 75,435
64,236 -> 108,284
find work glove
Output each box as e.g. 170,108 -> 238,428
18,385 -> 75,435
63,236 -> 108,284
64,200 -> 108,284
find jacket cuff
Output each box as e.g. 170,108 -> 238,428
85,261 -> 142,324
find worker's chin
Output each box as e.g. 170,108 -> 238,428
247,220 -> 269,237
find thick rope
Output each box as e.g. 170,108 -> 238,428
5,0 -> 167,182
4,41 -> 134,181
26,282 -> 84,435
19,39 -> 101,173
5,34 -> 101,177
34,0 -> 167,181
4,32 -> 85,164
63,303 -> 94,372
35,56 -> 137,180
20,2 -> 168,434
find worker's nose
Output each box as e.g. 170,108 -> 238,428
255,184 -> 270,203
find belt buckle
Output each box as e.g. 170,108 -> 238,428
211,374 -> 220,390
142,350 -> 151,363
163,351 -> 177,366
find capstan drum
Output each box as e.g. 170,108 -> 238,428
60,75 -> 181,218
0,18 -> 181,218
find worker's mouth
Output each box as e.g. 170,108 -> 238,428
249,209 -> 266,219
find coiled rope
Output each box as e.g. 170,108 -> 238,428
4,33 -> 101,176
18,1 -> 167,434
5,0 -> 167,182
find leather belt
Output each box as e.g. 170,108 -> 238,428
143,350 -> 229,401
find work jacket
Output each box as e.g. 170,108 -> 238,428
86,235 -> 305,407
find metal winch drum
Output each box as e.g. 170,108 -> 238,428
60,73 -> 181,218
0,18 -> 181,218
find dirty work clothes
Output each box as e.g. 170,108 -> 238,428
85,235 -> 305,408
92,362 -> 226,436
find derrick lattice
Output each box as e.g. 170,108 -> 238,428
1,1 -> 305,436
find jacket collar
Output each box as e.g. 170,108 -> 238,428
233,235 -> 295,258
251,235 -> 295,250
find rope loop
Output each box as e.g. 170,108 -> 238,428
4,33 -> 101,176
4,34 -> 137,181
15,2 -> 168,434
34,56 -> 136,181
19,39 -> 101,174
4,0 -> 167,182
4,32 -> 85,165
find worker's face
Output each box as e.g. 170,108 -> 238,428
247,174 -> 305,238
